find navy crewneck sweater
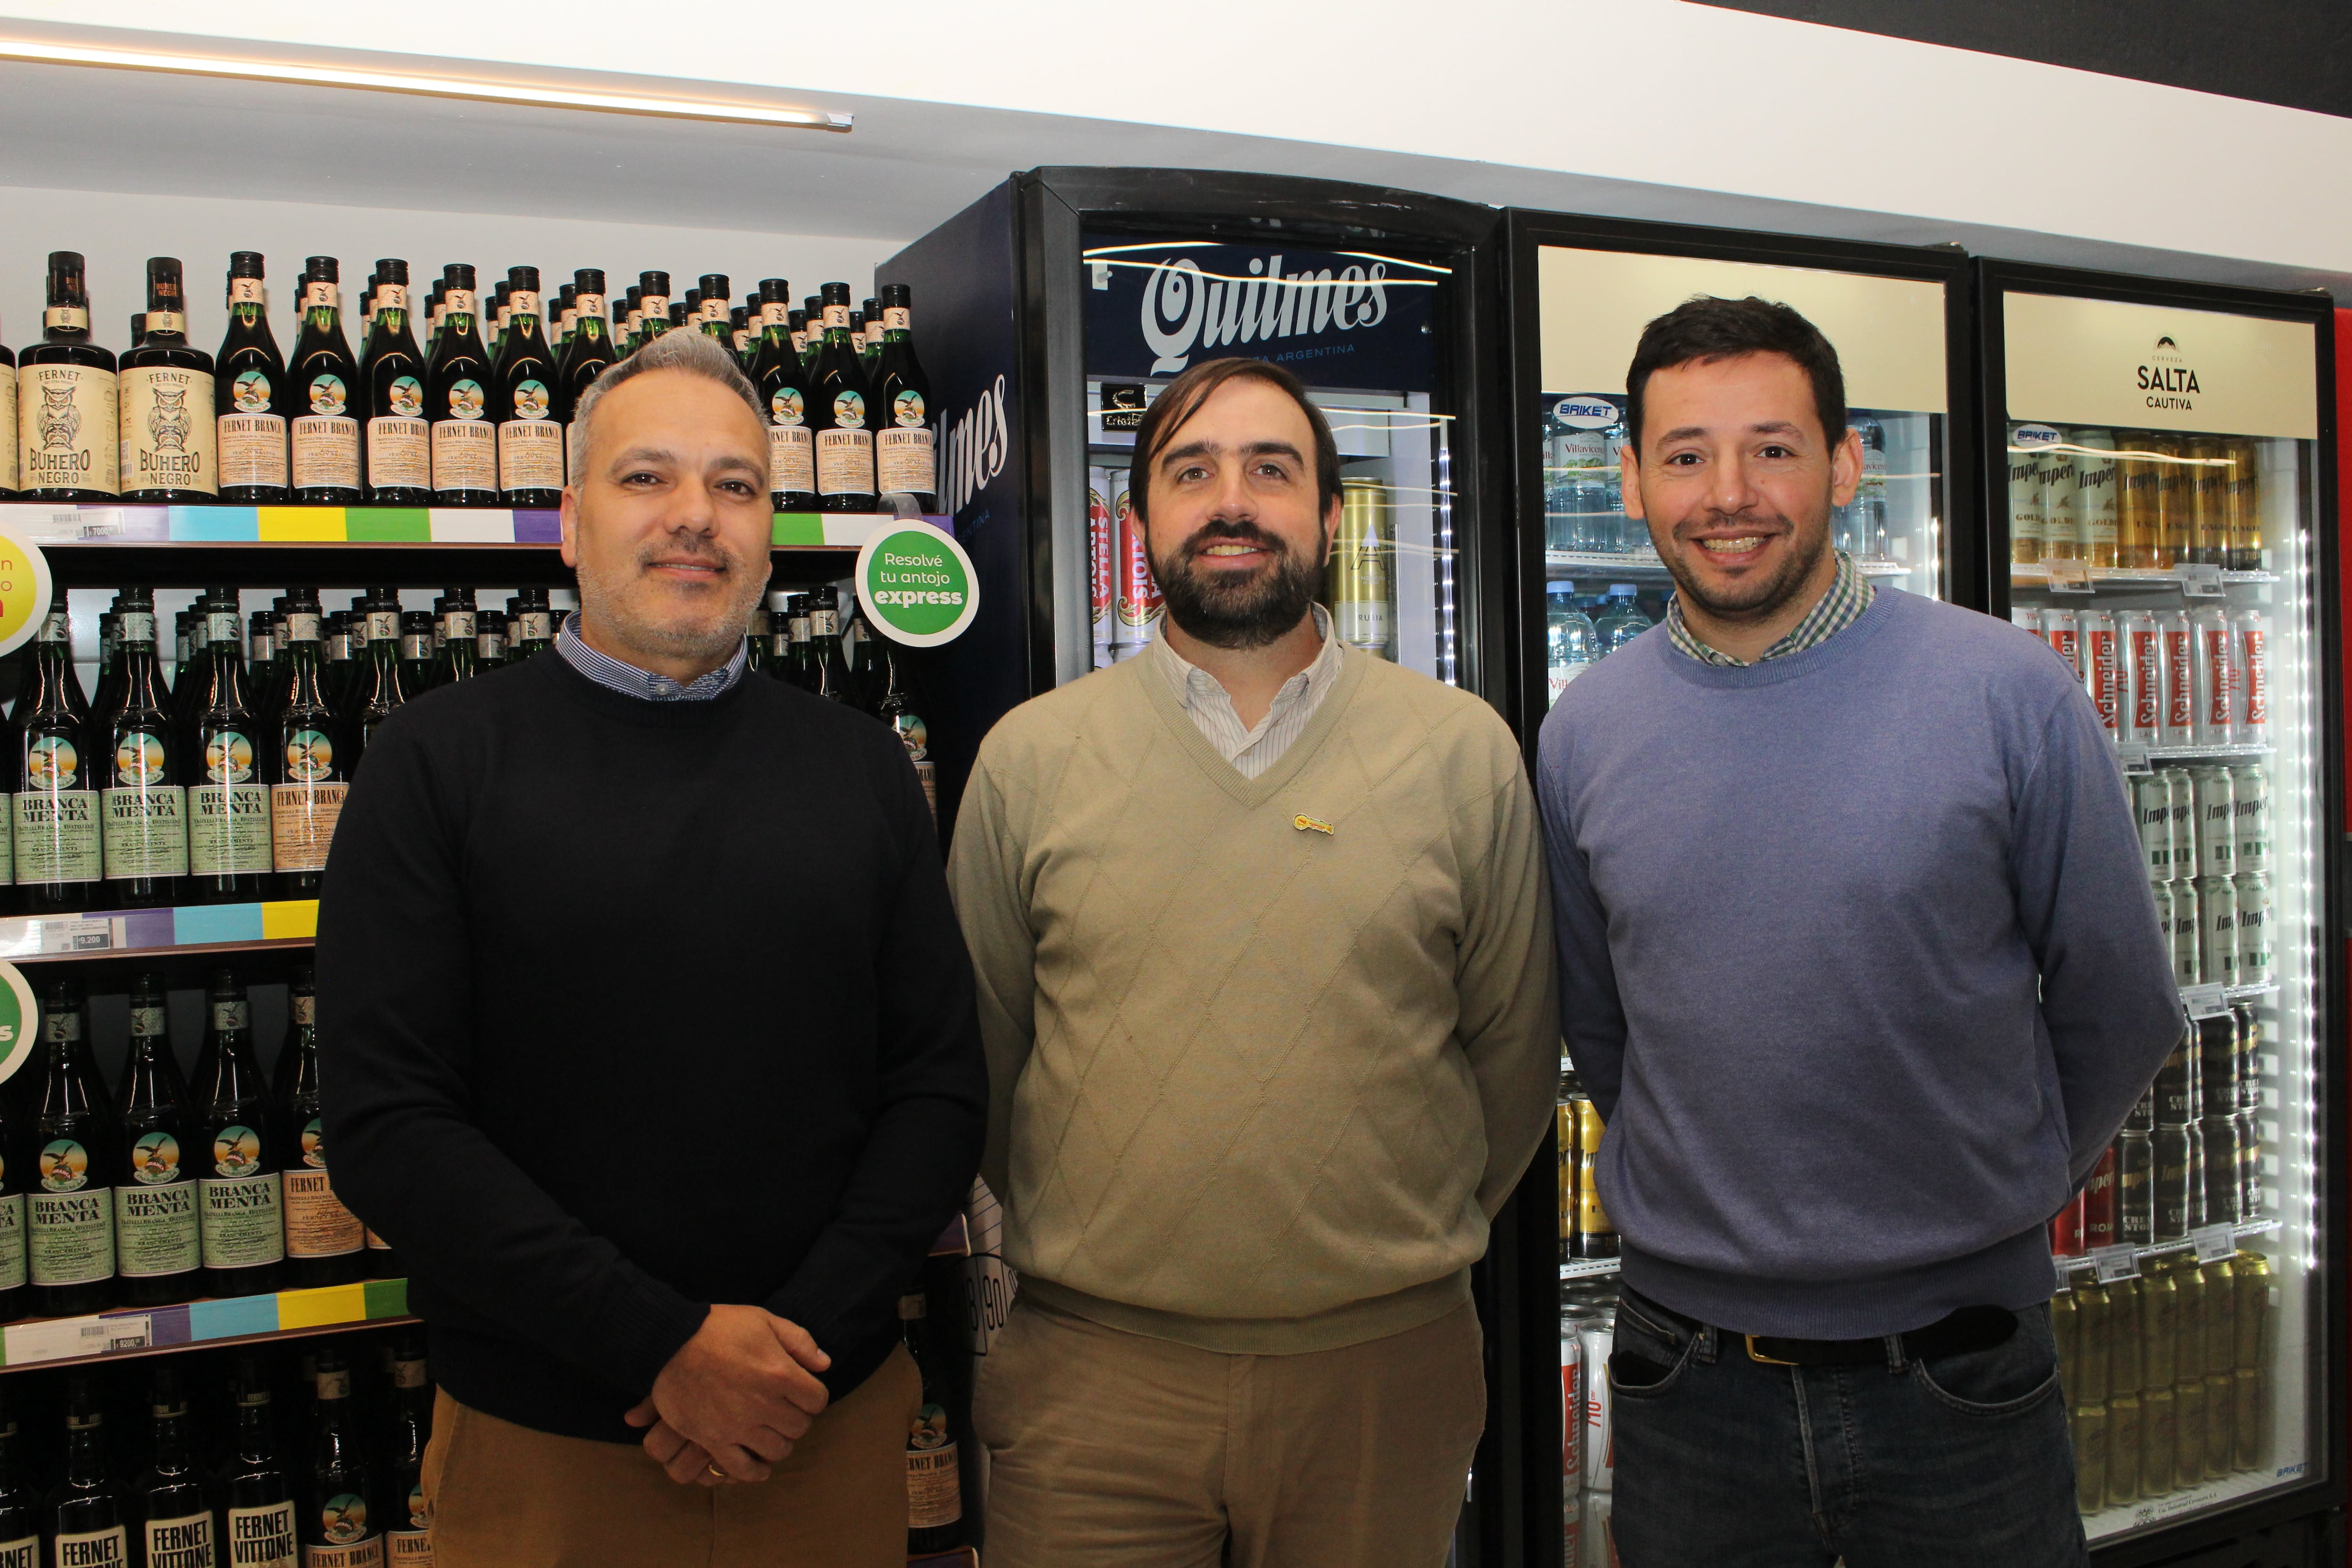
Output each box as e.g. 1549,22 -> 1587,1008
1538,588 -> 2180,1339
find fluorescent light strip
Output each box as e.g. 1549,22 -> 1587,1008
0,37 -> 851,130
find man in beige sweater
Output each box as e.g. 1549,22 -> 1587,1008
946,356 -> 1558,1568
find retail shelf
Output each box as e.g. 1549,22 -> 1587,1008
2085,1462 -> 2308,1542
0,504 -> 929,550
2054,1218 -> 2281,1279
0,1277 -> 412,1372
2140,742 -> 2275,762
2225,983 -> 2283,1002
1542,549 -> 1917,578
1559,1256 -> 1623,1281
2010,563 -> 2279,588
0,899 -> 318,964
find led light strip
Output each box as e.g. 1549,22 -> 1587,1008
0,36 -> 851,130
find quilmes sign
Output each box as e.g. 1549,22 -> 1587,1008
1082,236 -> 1444,392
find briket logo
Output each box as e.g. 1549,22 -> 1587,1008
858,521 -> 979,648
1552,396 -> 1619,431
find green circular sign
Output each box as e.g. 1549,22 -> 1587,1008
0,962 -> 37,1089
856,521 -> 979,647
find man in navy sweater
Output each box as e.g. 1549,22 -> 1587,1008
1538,296 -> 2178,1566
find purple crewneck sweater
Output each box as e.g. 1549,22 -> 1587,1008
1537,587 -> 2181,1339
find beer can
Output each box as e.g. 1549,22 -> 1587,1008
2232,1251 -> 2271,1370
2172,1255 -> 2207,1375
2120,609 -> 2163,744
2196,874 -> 2239,988
2203,1370 -> 2235,1479
2116,1128 -> 2154,1247
2190,605 -> 2239,747
2080,610 -> 2122,738
2041,606 -> 2082,679
2153,1122 -> 2204,1240
2232,870 -> 2272,986
1111,470 -> 1160,654
2082,1146 -> 2118,1250
2185,435 -> 2228,565
2072,1281 -> 2111,1403
2073,428 -> 2119,566
2231,764 -> 2269,872
2138,1262 -> 2177,1389
1581,1317 -> 1614,1492
2106,1390 -> 2143,1508
1556,1102 -> 1576,1258
2107,1275 -> 2144,1397
1572,1098 -> 1619,1259
2051,1287 -> 2078,1385
2153,1028 -> 2201,1127
2141,1382 -> 2177,1496
2190,768 -> 2235,880
2161,768 -> 2194,886
2134,777 -> 2176,880
2201,1258 -> 2236,1378
2221,436 -> 2261,571
2167,876 -> 2201,991
2200,1116 -> 2244,1226
2149,431 -> 2187,569
2159,611 -> 2196,745
1329,477 -> 1394,656
1087,470 -> 1114,659
2233,1365 -> 2267,1472
2009,606 -> 2039,634
1574,1491 -> 1620,1568
2115,430 -> 2160,570
2233,608 -> 2268,740
2230,1003 -> 2260,1112
2007,423 -> 2051,563
2126,1083 -> 2155,1134
2172,1374 -> 2206,1493
2196,1012 -> 2235,1121
2233,1108 -> 2262,1219
2073,1400 -> 2109,1512
1559,1313 -> 1584,1485
2050,1189 -> 2085,1257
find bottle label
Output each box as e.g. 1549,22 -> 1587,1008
768,423 -> 814,493
816,428 -> 874,495
476,632 -> 503,661
302,279 -> 335,310
213,998 -> 250,1034
120,364 -> 220,495
302,1539 -> 384,1568
393,1358 -> 429,1391
52,1527 -> 127,1567
133,1004 -> 167,1038
144,309 -> 188,335
114,1163 -> 199,1277
521,612 -> 553,641
190,781 -> 274,875
825,303 -> 850,330
43,306 -> 89,332
220,411 -> 290,489
442,611 -> 475,642
29,1183 -> 113,1285
883,305 -> 911,333
0,1533 -> 32,1568
283,1169 -> 364,1259
577,291 -> 605,318
496,416 -> 564,490
228,1501 -> 299,1568
19,360 -> 120,493
143,1512 -> 214,1568
199,1169 -> 285,1268
0,1193 -> 24,1291
399,634 -> 429,661
386,1532 -> 431,1566
906,1438 -> 963,1528
366,415 -> 429,490
209,610 -> 242,645
877,427 -> 934,495
0,368 -> 16,490
270,781 -> 346,872
287,612 -> 321,642
430,418 -> 495,492
810,610 -> 838,637
16,780 -> 99,883
103,778 -> 190,879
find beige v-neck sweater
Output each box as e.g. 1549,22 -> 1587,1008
946,646 -> 1559,1353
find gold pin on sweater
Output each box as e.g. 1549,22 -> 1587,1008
1293,814 -> 1334,836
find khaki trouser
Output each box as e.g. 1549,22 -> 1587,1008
975,1295 -> 1485,1568
422,1345 -> 922,1568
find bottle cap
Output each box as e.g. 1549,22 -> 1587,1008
445,263 -> 476,290
881,283 -> 912,307
228,251 -> 266,279
574,268 -> 606,294
306,255 -> 339,282
639,270 -> 670,293
508,264 -> 539,292
821,281 -> 852,304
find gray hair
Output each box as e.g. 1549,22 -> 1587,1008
568,328 -> 768,486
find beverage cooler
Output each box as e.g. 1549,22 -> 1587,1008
1978,260 -> 2345,1563
877,168 -> 1541,1562
1499,210 -> 1978,1566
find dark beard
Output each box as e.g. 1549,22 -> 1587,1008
1661,509 -> 1830,624
1151,520 -> 1327,651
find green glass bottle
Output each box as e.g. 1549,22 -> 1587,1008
425,264 -> 495,505
288,257 -> 362,504
302,1353 -> 381,1566
192,969 -> 284,1298
751,279 -> 817,513
223,1360 -> 300,1568
811,283 -> 876,512
270,592 -> 347,900
101,591 -> 188,909
0,1396 -> 40,1565
215,250 -> 293,504
29,979 -> 117,1317
358,261 -> 430,505
277,965 -> 364,1289
493,264 -> 563,508
339,590 -> 410,780
119,257 -> 218,503
385,1336 -> 435,1565
48,1378 -> 127,1568
189,596 -> 274,903
871,283 -> 938,513
15,595 -> 100,915
134,1368 -> 216,1568
112,974 -> 199,1307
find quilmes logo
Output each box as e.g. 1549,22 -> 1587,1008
1137,254 -> 1397,374
2138,334 -> 2200,412
939,373 -> 1009,520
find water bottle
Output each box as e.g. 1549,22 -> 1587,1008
1849,413 -> 1887,559
1592,585 -> 1651,657
1601,415 -> 1630,553
1546,584 -> 1597,707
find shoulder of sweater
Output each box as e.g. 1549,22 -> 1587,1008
970,656 -> 1154,774
1343,652 -> 1521,764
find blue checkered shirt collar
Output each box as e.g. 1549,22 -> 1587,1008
556,611 -> 748,701
1665,550 -> 1874,668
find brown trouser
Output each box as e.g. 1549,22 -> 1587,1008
422,1345 -> 922,1568
975,1295 -> 1485,1568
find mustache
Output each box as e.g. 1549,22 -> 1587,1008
637,536 -> 740,572
1177,518 -> 1290,563
1676,507 -> 1793,539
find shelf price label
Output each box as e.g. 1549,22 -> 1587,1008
2041,558 -> 2094,594
2180,983 -> 2232,1020
2114,742 -> 2152,776
856,519 -> 979,647
2190,1223 -> 2239,1264
2089,1244 -> 2141,1283
2175,563 -> 2225,597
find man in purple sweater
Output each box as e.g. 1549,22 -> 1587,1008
1538,296 -> 2179,1566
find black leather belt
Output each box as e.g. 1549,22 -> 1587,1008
1742,1303 -> 2018,1367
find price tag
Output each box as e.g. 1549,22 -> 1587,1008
2175,563 -> 2225,597
2190,1223 -> 2239,1264
99,1313 -> 151,1353
2041,558 -> 2095,594
2180,983 -> 2232,1019
36,918 -> 113,955
2051,1254 -> 2077,1291
2115,742 -> 2153,776
2089,1244 -> 2141,1283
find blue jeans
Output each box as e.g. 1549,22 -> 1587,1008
1607,1284 -> 2088,1568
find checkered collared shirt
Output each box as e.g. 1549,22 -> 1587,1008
1665,550 -> 1874,668
556,611 -> 748,700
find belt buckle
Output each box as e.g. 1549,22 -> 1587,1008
1746,1334 -> 1797,1367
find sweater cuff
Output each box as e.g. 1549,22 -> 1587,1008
588,1283 -> 710,1399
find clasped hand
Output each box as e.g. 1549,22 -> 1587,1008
624,1303 -> 833,1487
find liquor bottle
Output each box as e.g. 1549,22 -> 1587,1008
276,967 -> 363,1290
289,258 -> 363,504
0,1397 -> 39,1565
872,284 -> 938,512
874,646 -> 931,803
49,1379 -> 127,1568
487,279 -> 512,359
473,610 -> 506,674
0,1047 -> 23,1323
552,282 -> 576,349
16,594 -> 102,914
112,974 -> 200,1308
636,272 -> 671,356
0,308 -> 16,496
510,587 -> 555,661
425,265 -> 495,506
192,970 -> 284,1298
427,590 -> 477,689
842,604 -> 886,715
18,251 -> 119,501
119,258 -> 220,502
620,287 -> 644,356
556,268 -> 616,476
135,1369 -> 217,1568
271,595 -> 347,899
223,1360 -> 300,1568
321,613 -> 356,716
384,1337 -> 433,1566
359,262 -> 430,505
806,588 -> 854,704
859,298 -> 882,363
393,611 -> 434,695
30,979 -> 117,1317
696,274 -> 731,342
249,609 -> 283,733
730,305 -> 751,363
667,301 -> 688,335
765,593 -> 795,678
189,597 -> 274,903
340,591 -> 410,779
780,594 -> 816,691
101,592 -> 188,909
898,1293 -> 965,1554
787,308 -> 810,365
303,1353 -> 383,1568
169,602 -> 212,739
811,283 -> 877,512
492,265 -> 563,508
751,279 -> 818,513
82,605 -> 125,775
217,251 -> 293,503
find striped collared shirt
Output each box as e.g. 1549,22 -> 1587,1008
1154,603 -> 1345,780
556,611 -> 748,701
1665,549 -> 1874,668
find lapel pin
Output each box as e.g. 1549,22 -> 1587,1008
1293,814 -> 1335,836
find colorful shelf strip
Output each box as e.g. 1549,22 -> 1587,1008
0,899 -> 318,961
1,1278 -> 410,1369
0,504 -> 943,549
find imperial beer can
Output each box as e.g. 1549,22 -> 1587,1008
2081,610 -> 2122,738
2041,607 -> 2082,679
2196,1012 -> 2236,1122
2142,1382 -> 2177,1496
2149,431 -> 2189,569
1329,477 -> 1394,656
2116,1128 -> 2154,1247
2120,609 -> 2163,744
2146,883 -> 2177,989
2159,611 -> 2195,744
2007,423 -> 2053,563
2073,1398 -> 2109,1512
2169,877 -> 2202,989
2230,1003 -> 2260,1114
2134,776 -> 2177,881
2051,1189 -> 2086,1257
2108,1387 -> 2144,1509
2173,1373 -> 2207,1492
2233,1108 -> 2262,1219
2222,436 -> 2262,571
1111,470 -> 1160,655
2231,764 -> 2269,871
2190,605 -> 2239,747
2139,1262 -> 2178,1390
2153,1122 -> 2204,1240
2073,428 -> 2119,566
2153,1031 -> 2200,1127
2233,1251 -> 2271,1371
2190,768 -> 2235,880
2115,430 -> 2161,570
2232,870 -> 2272,986
2196,874 -> 2239,987
1087,469 -> 1114,662
2072,1281 -> 2111,1403
2185,435 -> 2228,565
